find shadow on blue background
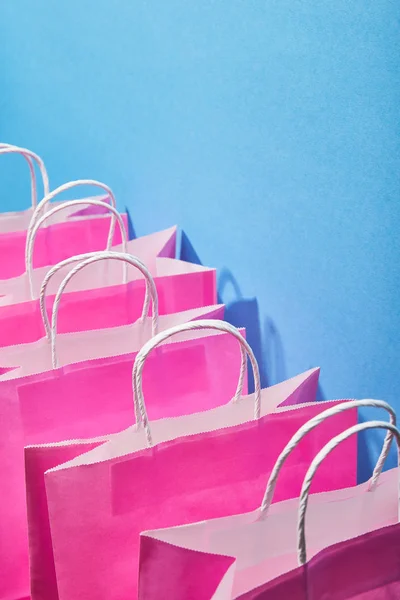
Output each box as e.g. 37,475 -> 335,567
125,207 -> 137,240
182,229 -> 330,404
219,281 -> 268,393
181,231 -> 379,483
180,231 -> 202,265
181,230 -> 272,393
316,383 -> 326,402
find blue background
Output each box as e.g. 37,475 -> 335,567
1,1 -> 399,479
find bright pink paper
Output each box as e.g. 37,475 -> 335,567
0,323 -> 246,600
44,391 -> 358,600
0,212 -> 128,279
239,524 -> 400,599
0,258 -> 216,348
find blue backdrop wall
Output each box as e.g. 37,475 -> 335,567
1,1 -> 399,478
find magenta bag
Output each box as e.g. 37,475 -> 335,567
38,322 -> 357,600
0,178 -> 128,279
0,250 -> 218,373
0,233 -> 218,348
0,188 -> 131,304
237,419 -> 400,600
138,400 -> 396,599
0,223 -> 177,305
0,307 -> 234,600
241,524 -> 400,600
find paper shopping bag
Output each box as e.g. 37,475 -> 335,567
0,224 -> 177,305
236,419 -> 400,600
39,321 -> 356,600
138,400 -> 397,599
0,193 -> 130,302
0,243 -> 218,349
0,179 -> 128,279
0,310 -> 246,600
0,250 -> 220,374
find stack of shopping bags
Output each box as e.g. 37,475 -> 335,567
1,143 -> 398,600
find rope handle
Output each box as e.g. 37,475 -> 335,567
31,177 -> 115,220
0,144 -> 37,209
0,145 -> 50,209
40,247 -> 137,339
26,198 -> 127,299
297,420 -> 400,565
50,251 -> 159,369
25,179 -> 117,285
260,399 -> 396,517
132,319 -> 261,446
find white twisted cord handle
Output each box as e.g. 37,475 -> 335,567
260,399 -> 396,517
31,177 -> 115,220
133,319 -> 261,446
297,420 -> 400,565
25,179 -> 117,287
40,248 -> 137,339
51,251 -> 159,369
0,144 -> 37,209
0,145 -> 50,209
26,198 -> 127,299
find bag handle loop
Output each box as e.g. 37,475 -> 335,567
0,145 -> 50,209
51,251 -> 158,369
133,319 -> 261,446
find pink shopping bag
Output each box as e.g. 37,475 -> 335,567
0,250 -> 217,373
138,400 -> 396,599
0,189 -> 131,302
0,223 -> 177,304
236,419 -> 400,600
0,178 -> 128,279
40,321 -> 356,600
0,308 -> 239,600
0,238 -> 218,348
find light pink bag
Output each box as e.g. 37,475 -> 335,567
237,419 -> 400,599
0,308 -> 239,600
0,250 -> 218,373
0,178 -> 128,279
40,321 -> 355,600
0,223 -> 177,305
0,187 -> 130,304
0,234 -> 217,347
138,400 -> 396,599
